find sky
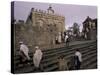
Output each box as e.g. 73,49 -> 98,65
14,1 -> 97,31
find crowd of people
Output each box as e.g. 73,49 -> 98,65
18,41 -> 82,72
55,32 -> 70,47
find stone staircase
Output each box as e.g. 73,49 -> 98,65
13,40 -> 97,73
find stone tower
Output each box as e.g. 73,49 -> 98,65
15,5 -> 65,50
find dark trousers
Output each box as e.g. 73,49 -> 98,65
75,62 -> 81,70
66,41 -> 69,47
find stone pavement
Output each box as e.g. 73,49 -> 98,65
14,40 -> 97,73
44,40 -> 96,50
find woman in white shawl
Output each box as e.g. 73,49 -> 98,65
33,46 -> 43,70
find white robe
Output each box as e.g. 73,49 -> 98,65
33,49 -> 43,68
20,44 -> 30,60
58,35 -> 61,43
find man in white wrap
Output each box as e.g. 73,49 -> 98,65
20,42 -> 30,60
75,49 -> 82,69
65,35 -> 69,46
33,46 -> 43,71
65,35 -> 68,42
19,41 -> 30,65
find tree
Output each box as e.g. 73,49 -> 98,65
72,23 -> 80,37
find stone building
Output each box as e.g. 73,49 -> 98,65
82,16 -> 97,40
14,5 -> 65,51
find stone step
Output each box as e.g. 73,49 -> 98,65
15,51 -> 97,73
29,42 -> 95,60
43,49 -> 97,71
14,43 -> 97,70
14,41 -> 96,60
14,41 -> 96,62
81,54 -> 97,69
43,47 -> 96,68
14,64 -> 34,73
43,41 -> 96,54
23,44 -> 96,67
14,42 -> 97,73
43,65 -> 58,72
17,50 -> 96,73
86,62 -> 97,69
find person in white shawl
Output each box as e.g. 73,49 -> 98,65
19,41 -> 30,60
33,46 -> 43,69
65,35 -> 68,42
